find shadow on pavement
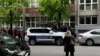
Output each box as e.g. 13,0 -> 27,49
30,42 -> 63,46
79,43 -> 100,46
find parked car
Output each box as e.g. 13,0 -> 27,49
78,29 -> 100,46
0,35 -> 30,56
26,27 -> 65,45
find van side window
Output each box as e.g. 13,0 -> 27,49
29,29 -> 50,33
30,29 -> 42,33
42,29 -> 49,33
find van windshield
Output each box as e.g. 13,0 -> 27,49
51,28 -> 57,32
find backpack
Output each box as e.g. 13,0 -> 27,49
70,36 -> 75,46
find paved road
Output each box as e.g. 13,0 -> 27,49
30,45 -> 100,56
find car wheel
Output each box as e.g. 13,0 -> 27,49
86,39 -> 94,46
55,39 -> 63,45
30,40 -> 36,45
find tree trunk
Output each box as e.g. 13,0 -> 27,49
56,11 -> 61,31
57,21 -> 60,31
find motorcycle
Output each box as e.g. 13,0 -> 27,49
5,48 -> 30,56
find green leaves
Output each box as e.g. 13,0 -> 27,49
0,0 -> 29,24
38,0 -> 74,30
38,0 -> 73,22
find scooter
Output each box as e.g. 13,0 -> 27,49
5,48 -> 30,56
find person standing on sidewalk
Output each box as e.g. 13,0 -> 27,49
64,30 -> 75,56
67,26 -> 77,44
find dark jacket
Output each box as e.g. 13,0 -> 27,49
71,30 -> 76,39
67,26 -> 76,38
64,36 -> 75,52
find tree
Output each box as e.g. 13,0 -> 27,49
38,0 -> 74,30
0,0 -> 29,35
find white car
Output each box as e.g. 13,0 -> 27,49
78,29 -> 100,46
26,27 -> 65,45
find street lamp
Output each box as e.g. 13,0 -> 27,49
9,10 -> 13,36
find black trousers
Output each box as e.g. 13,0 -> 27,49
66,51 -> 74,56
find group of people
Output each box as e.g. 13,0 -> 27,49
64,26 -> 76,56
0,28 -> 25,41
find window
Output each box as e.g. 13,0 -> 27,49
86,17 -> 91,24
32,23 -> 35,27
86,4 -> 91,10
91,29 -> 100,34
91,31 -> 98,34
30,29 -> 49,33
80,4 -> 84,10
80,0 -> 84,3
93,0 -> 97,2
70,16 -> 75,21
21,21 -> 23,26
26,23 -> 30,27
92,17 -> 97,24
79,17 -> 84,24
41,17 -> 47,22
42,29 -> 49,33
79,0 -> 98,10
86,0 -> 91,3
30,29 -> 42,33
26,17 -> 30,22
92,4 -> 97,9
79,16 -> 97,24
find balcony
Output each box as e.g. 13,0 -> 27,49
25,7 -> 40,16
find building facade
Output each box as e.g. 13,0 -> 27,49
25,0 -> 100,32
1,0 -> 99,32
75,0 -> 99,32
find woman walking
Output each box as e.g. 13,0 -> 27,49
64,30 -> 75,56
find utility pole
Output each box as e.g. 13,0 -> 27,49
9,0 -> 13,36
22,7 -> 26,41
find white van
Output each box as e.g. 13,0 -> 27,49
26,27 -> 65,45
